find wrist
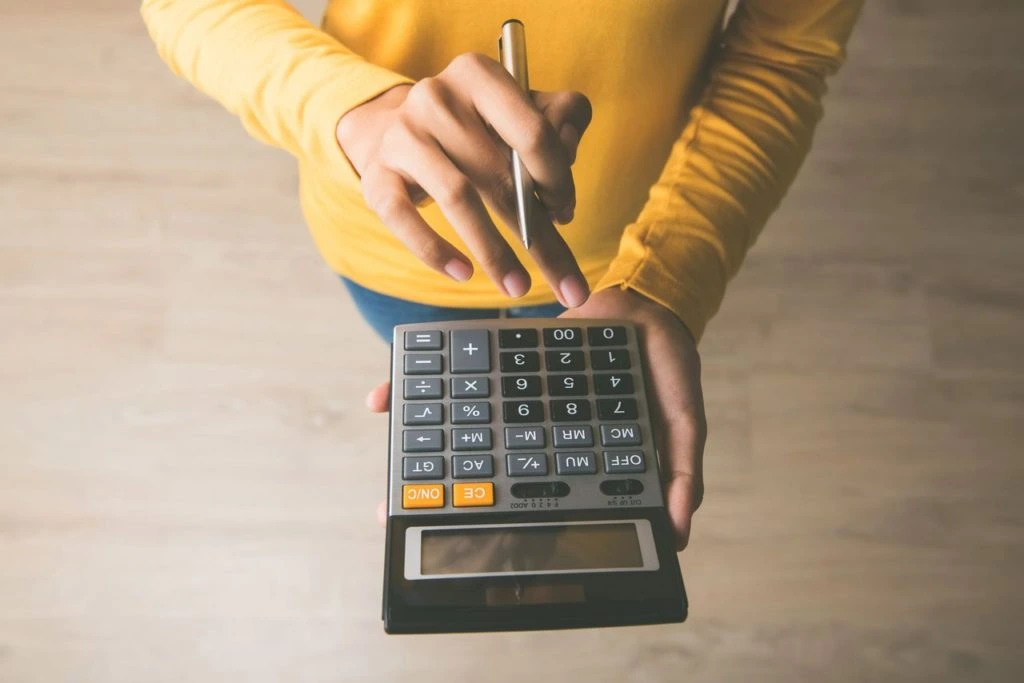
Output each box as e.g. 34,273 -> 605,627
610,287 -> 696,346
336,84 -> 411,175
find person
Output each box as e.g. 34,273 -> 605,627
140,0 -> 863,550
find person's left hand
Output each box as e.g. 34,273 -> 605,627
365,288 -> 706,550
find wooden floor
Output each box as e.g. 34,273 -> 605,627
2,1 -> 1022,681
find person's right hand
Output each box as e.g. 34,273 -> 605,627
336,52 -> 593,307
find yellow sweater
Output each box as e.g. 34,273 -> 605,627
141,0 -> 861,340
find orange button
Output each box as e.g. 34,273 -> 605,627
452,482 -> 495,507
403,484 -> 445,509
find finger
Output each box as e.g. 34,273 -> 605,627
534,90 -> 593,167
394,134 -> 531,298
377,499 -> 386,527
448,54 -> 575,221
365,380 -> 391,412
361,164 -> 474,282
656,413 -> 706,550
524,211 -> 590,308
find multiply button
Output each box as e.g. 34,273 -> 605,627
403,483 -> 444,509
451,377 -> 489,398
505,426 -> 545,449
403,429 -> 444,452
507,453 -> 549,476
552,424 -> 594,448
453,482 -> 494,507
404,330 -> 442,350
403,456 -> 444,480
404,378 -> 442,400
604,450 -> 646,474
452,454 -> 494,479
451,428 -> 492,451
450,329 -> 491,373
404,353 -> 443,374
600,424 -> 642,447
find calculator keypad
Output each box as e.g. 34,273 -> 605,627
389,320 -> 663,514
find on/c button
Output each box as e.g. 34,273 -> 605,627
452,482 -> 495,507
403,484 -> 445,509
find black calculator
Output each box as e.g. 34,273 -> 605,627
383,319 -> 687,633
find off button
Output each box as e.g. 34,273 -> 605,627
402,484 -> 445,509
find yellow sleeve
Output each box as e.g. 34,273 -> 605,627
139,0 -> 413,185
594,0 -> 864,341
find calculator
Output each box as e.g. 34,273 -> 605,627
383,319 -> 687,633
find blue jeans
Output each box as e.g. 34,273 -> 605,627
342,277 -> 566,341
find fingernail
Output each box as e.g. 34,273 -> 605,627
444,259 -> 473,282
559,274 -> 590,308
503,270 -> 531,298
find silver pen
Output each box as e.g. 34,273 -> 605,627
499,19 -> 535,250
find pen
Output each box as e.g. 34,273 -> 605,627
499,19 -> 535,250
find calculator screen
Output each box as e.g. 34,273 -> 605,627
418,522 -> 644,576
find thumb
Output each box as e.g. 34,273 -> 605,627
365,380 -> 392,412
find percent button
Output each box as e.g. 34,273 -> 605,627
450,401 -> 491,425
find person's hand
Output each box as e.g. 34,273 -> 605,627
559,288 -> 705,550
336,53 -> 593,307
364,288 -> 706,549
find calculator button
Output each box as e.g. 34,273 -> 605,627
404,330 -> 442,350
498,328 -> 538,348
550,399 -> 591,421
510,481 -> 571,498
451,428 -> 492,451
555,452 -> 597,475
597,398 -> 638,420
552,424 -> 594,448
402,483 -> 445,509
603,450 -> 646,474
404,353 -> 443,374
403,402 -> 443,426
451,376 -> 490,398
594,372 -> 634,395
502,375 -> 542,397
453,482 -> 495,507
543,327 -> 582,347
500,351 -> 540,372
548,374 -> 588,396
450,329 -> 491,373
590,348 -> 631,370
504,426 -> 546,449
503,400 -> 544,423
403,429 -> 444,452
600,424 -> 643,447
452,454 -> 494,478
450,401 -> 491,424
402,456 -> 444,480
599,479 -> 645,496
588,326 -> 627,346
404,378 -> 443,399
545,350 -> 585,371
506,453 -> 549,476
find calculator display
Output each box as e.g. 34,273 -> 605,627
405,519 -> 659,579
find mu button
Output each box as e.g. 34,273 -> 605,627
402,484 -> 445,509
452,482 -> 495,507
